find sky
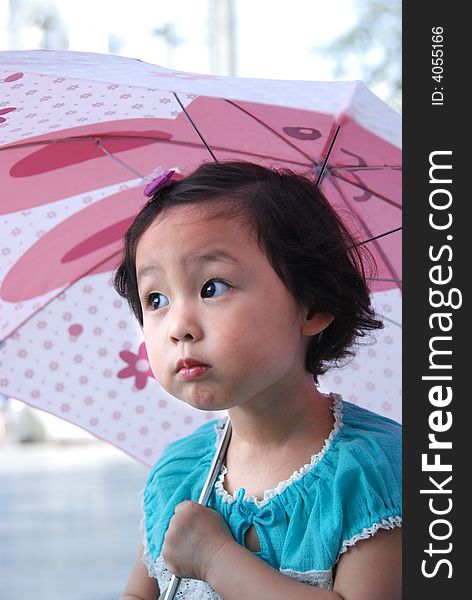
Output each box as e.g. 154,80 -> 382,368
0,0 -> 361,81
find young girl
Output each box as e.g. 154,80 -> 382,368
115,161 -> 402,600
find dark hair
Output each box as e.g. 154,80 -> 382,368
114,161 -> 383,383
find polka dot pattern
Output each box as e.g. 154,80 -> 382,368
0,270 -> 224,466
0,71 -> 182,145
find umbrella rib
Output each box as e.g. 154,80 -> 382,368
95,139 -> 146,178
172,92 -> 219,163
1,136 -> 312,170
330,171 -> 402,210
316,125 -> 340,186
329,176 -> 402,291
367,276 -> 403,283
0,135 -> 172,151
333,166 -> 402,171
356,223 -> 402,292
376,313 -> 402,328
223,99 -> 319,167
353,226 -> 402,247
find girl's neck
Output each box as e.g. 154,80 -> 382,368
226,374 -> 333,457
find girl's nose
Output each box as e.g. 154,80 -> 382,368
168,306 -> 203,343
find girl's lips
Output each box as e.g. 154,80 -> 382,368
175,358 -> 210,380
177,365 -> 210,380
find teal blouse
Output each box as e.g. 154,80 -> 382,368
141,394 -> 402,596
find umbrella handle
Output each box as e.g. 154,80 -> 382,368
157,416 -> 232,600
158,574 -> 181,600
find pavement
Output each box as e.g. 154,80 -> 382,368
0,440 -> 149,600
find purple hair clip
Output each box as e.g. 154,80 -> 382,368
143,169 -> 175,198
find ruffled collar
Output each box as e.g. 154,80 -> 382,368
214,393 -> 343,509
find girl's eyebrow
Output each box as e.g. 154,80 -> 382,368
184,251 -> 241,268
137,250 -> 241,284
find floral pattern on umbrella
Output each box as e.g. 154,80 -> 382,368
118,342 -> 155,390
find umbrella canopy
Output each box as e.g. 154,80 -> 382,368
0,50 -> 401,465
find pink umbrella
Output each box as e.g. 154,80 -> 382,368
0,50 -> 401,465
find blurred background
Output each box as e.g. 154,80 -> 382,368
0,1 -> 401,598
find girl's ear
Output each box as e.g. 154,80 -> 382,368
301,309 -> 334,337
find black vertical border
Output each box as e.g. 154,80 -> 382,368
403,2 -> 466,598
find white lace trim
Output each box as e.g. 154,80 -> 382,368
214,392 -> 344,509
336,515 -> 403,562
144,554 -> 224,599
280,567 -> 333,590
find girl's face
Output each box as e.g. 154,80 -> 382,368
135,204 -> 331,412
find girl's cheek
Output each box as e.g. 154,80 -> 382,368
148,354 -> 167,386
143,328 -> 162,367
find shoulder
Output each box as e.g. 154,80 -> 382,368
320,397 -> 402,562
335,399 -> 402,480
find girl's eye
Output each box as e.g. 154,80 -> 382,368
147,292 -> 169,310
201,279 -> 230,299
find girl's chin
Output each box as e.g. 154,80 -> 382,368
160,379 -> 234,412
186,397 -> 228,412
180,390 -> 231,413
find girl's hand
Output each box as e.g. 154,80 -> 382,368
162,501 -> 235,581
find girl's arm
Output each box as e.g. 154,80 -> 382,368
120,545 -> 159,600
206,528 -> 402,600
332,528 -> 402,600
